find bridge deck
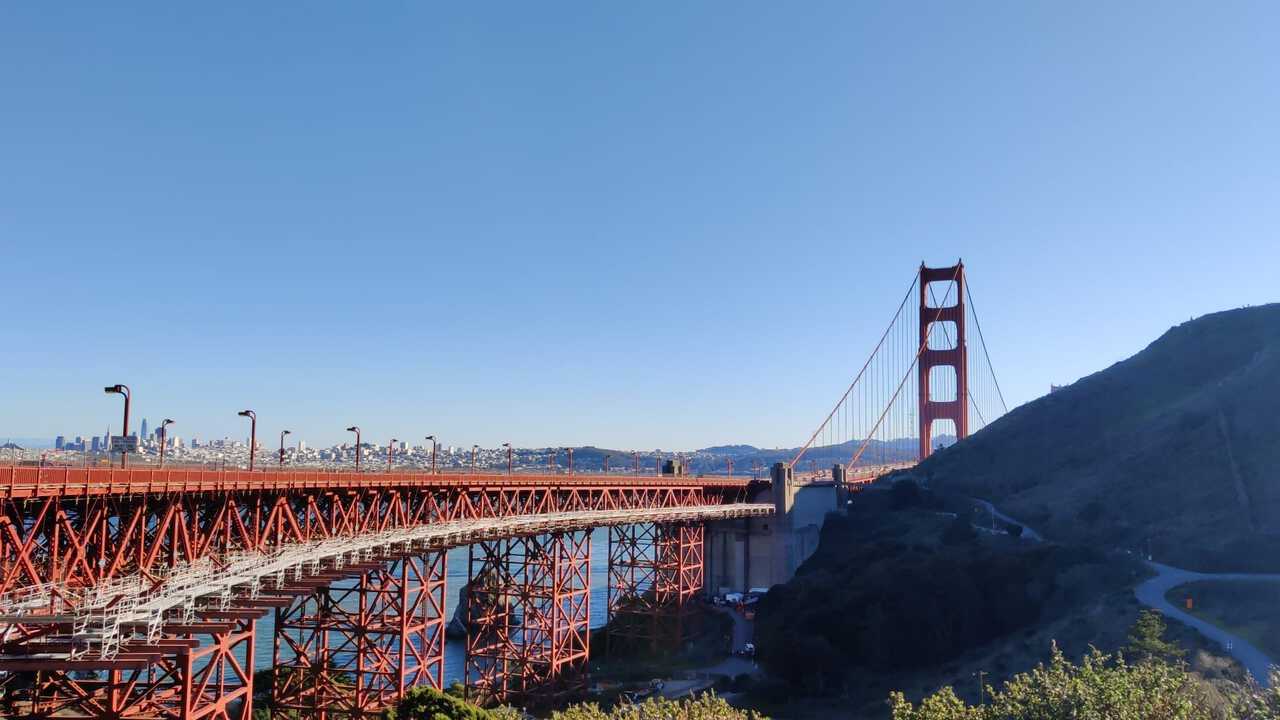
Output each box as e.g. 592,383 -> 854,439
0,502 -> 774,662
0,466 -> 757,498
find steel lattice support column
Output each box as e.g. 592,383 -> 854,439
271,552 -> 447,720
5,616 -> 256,720
10,661 -> 185,720
465,530 -> 591,707
606,521 -> 705,655
180,615 -> 258,720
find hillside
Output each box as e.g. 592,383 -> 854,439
751,486 -> 1159,716
910,303 -> 1280,571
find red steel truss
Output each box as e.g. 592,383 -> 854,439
270,551 -> 447,719
0,468 -> 761,718
606,522 -> 705,654
6,614 -> 256,720
0,468 -> 748,599
465,531 -> 591,707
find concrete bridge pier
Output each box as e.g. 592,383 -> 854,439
605,521 -> 706,655
270,552 -> 448,719
464,531 -> 592,707
705,462 -> 841,595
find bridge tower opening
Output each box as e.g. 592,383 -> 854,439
918,262 -> 968,460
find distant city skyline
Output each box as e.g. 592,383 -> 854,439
5,3 -> 1280,447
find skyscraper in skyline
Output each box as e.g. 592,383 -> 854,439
140,418 -> 148,440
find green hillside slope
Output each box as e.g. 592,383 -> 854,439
914,303 -> 1280,571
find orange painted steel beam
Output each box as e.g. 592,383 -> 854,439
0,466 -> 755,499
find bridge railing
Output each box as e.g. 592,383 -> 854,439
0,466 -> 759,498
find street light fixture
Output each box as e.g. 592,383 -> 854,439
159,419 -> 175,468
103,384 -> 131,468
548,448 -> 556,472
566,448 -> 574,475
279,430 -> 292,468
603,454 -> 611,473
502,443 -> 512,474
238,410 -> 257,471
425,435 -> 437,474
633,451 -> 640,474
388,438 -> 398,472
471,444 -> 479,473
347,426 -> 361,472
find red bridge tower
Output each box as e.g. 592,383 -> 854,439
918,262 -> 968,459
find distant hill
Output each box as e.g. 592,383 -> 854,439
555,438 -> 929,475
909,304 -> 1280,571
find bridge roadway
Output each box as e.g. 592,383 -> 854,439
0,465 -> 756,498
0,466 -> 760,592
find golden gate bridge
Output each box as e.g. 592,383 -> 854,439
0,261 -> 1003,718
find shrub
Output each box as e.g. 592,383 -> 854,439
386,686 -> 492,720
889,645 -> 1215,720
550,693 -> 766,719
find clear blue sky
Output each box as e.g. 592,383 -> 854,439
3,3 -> 1278,450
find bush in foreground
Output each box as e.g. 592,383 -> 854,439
888,644 -> 1280,720
385,686 -> 520,720
550,693 -> 766,719
387,687 -> 762,720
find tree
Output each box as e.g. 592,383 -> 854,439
1232,668 -> 1280,719
550,693 -> 767,720
1126,610 -> 1186,663
888,687 -> 983,720
889,646 -> 1215,720
386,686 -> 493,720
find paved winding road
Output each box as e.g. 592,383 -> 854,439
1135,562 -> 1280,685
974,498 -> 1280,685
972,498 -> 1044,541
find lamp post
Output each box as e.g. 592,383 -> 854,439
159,419 -> 174,468
238,410 -> 257,471
425,436 -> 437,474
347,426 -> 361,472
279,430 -> 292,467
388,438 -> 398,472
471,445 -> 479,472
727,459 -> 734,476
634,451 -> 640,474
567,448 -> 574,475
103,384 -> 131,468
548,449 -> 556,472
502,443 -> 512,474
603,454 -> 611,473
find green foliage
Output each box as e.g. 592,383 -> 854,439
889,646 -> 1215,720
549,693 -> 766,719
1126,609 -> 1187,663
1233,669 -> 1280,719
888,686 -> 983,720
386,686 -> 493,720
